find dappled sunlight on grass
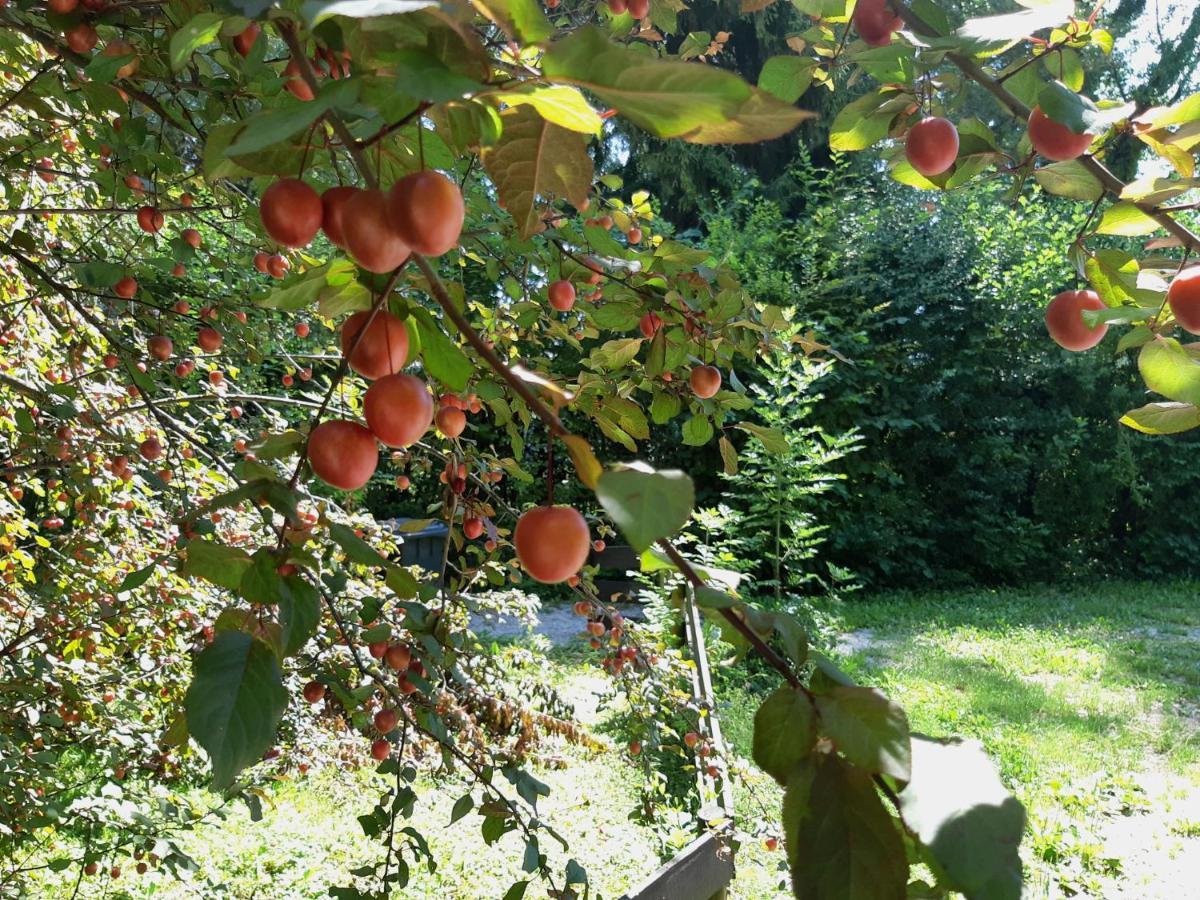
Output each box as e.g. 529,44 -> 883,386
817,581 -> 1200,897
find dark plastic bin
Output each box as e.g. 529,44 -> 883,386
384,518 -> 450,576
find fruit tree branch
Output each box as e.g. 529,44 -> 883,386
896,2 -> 1200,254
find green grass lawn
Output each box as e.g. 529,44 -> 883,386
718,580 -> 1200,899
23,582 -> 1199,899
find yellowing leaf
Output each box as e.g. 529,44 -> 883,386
481,105 -> 593,238
495,86 -> 602,135
541,27 -> 811,145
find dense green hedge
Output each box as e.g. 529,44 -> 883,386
706,156 -> 1200,588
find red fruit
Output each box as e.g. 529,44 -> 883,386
181,228 -> 201,249
283,58 -> 315,101
364,374 -> 433,447
35,157 -> 55,183
385,644 -> 411,671
103,353 -> 119,368
340,310 -> 410,380
180,192 -> 194,207
48,0 -> 77,11
463,516 -> 484,539
342,189 -> 410,273
369,641 -> 388,659
260,179 -> 322,249
395,474 -> 410,489
307,420 -> 378,490
174,360 -> 194,377
253,252 -> 270,273
683,731 -> 699,748
1167,268 -> 1200,334
627,226 -> 642,244
435,406 -> 466,438
1027,107 -> 1093,162
609,0 -> 627,12
854,0 -> 902,46
138,438 -> 162,461
320,186 -> 359,250
690,365 -> 721,399
147,335 -> 172,361
387,171 -> 465,257
1044,289 -> 1106,351
233,23 -> 260,58
593,539 -> 606,552
628,0 -> 648,17
295,322 -> 310,338
638,312 -> 663,338
370,738 -> 390,761
197,327 -> 222,353
905,117 -> 959,177
136,206 -> 163,234
172,263 -> 185,277
514,505 -> 590,584
114,276 -> 137,299
548,280 -> 576,311
267,254 -> 289,279
65,23 -> 99,55
303,681 -> 325,703
374,709 -> 397,732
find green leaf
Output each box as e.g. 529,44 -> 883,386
1139,338 -> 1200,405
1096,201 -> 1162,236
240,552 -> 287,606
1084,249 -> 1139,306
595,462 -> 694,552
118,562 -> 157,593
384,49 -> 485,103
301,0 -> 435,25
501,881 -> 529,900
1036,80 -> 1092,135
184,632 -> 287,790
170,13 -> 225,72
480,105 -> 593,238
471,0 -> 551,43
758,56 -> 816,104
682,415 -> 713,446
735,422 -> 788,453
592,337 -> 644,371
846,44 -> 915,85
541,27 -> 812,145
1120,401 -> 1200,435
650,391 -> 682,424
329,522 -> 390,568
787,754 -> 907,900
897,736 -> 1025,900
814,686 -> 911,781
409,307 -> 473,392
255,259 -> 361,310
829,92 -> 898,152
450,793 -> 475,824
495,86 -> 601,135
227,79 -> 360,157
752,687 -> 816,784
184,540 -> 251,591
1034,160 -> 1103,201
278,575 -> 321,656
